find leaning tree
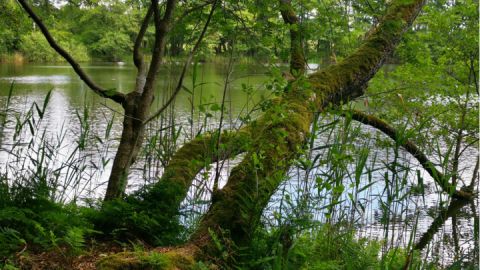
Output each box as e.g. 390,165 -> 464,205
17,0 -> 474,267
17,0 -> 219,201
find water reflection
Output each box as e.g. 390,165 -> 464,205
0,75 -> 71,84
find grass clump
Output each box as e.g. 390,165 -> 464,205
294,225 -> 381,270
96,246 -> 200,270
96,251 -> 171,270
237,223 -> 440,270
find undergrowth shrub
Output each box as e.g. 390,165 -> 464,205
0,179 -> 188,268
88,182 -> 186,247
0,198 -> 96,266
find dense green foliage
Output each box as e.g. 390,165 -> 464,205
0,0 -> 30,56
90,183 -> 186,247
1,0 -> 140,62
20,31 -> 90,62
0,0 -> 404,63
0,192 -> 95,265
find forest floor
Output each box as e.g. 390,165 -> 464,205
12,241 -> 127,270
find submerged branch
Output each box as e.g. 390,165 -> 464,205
402,198 -> 470,269
17,0 -> 126,104
344,109 -> 473,199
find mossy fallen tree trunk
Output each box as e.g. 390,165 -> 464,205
97,0 -> 466,268
188,0 -> 429,259
142,130 -> 251,218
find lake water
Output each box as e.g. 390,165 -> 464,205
0,61 -> 270,196
0,62 -> 477,266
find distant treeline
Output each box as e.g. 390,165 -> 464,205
0,0 -> 384,63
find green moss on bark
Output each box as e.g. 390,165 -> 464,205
97,247 -> 197,270
188,0 -> 428,262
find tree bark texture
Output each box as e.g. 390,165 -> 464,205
104,93 -> 146,200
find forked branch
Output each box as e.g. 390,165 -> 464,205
133,5 -> 154,71
140,0 -> 177,101
144,0 -> 219,124
17,0 -> 126,104
186,0 -> 437,256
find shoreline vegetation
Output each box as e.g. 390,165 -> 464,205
0,52 -> 279,67
0,53 -> 26,65
0,54 -> 262,64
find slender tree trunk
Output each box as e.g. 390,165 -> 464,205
104,93 -> 146,200
280,0 -> 306,76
